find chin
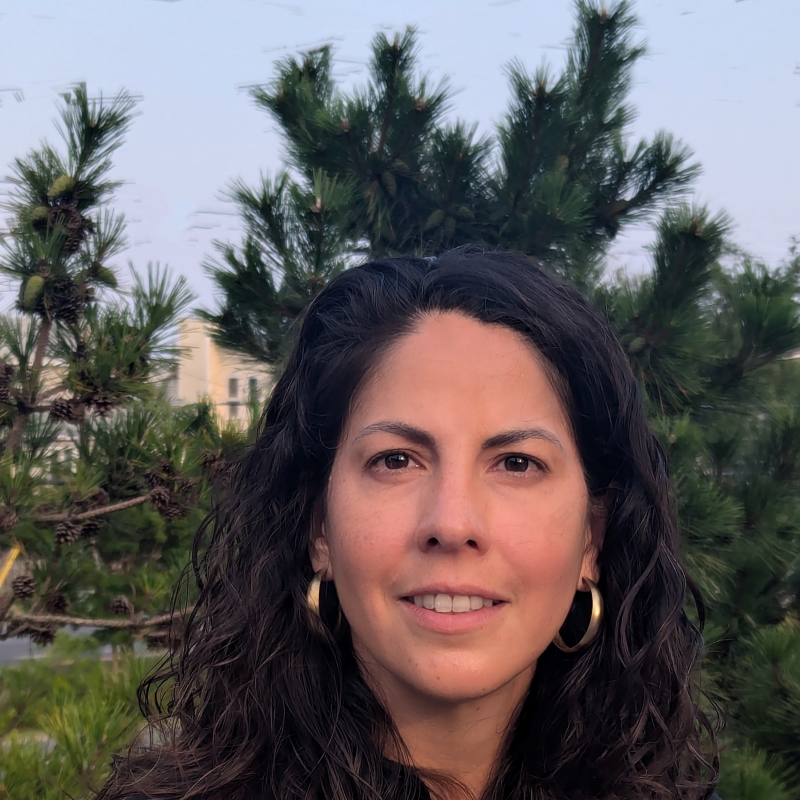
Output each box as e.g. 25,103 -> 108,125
419,681 -> 507,704
400,658 -> 535,705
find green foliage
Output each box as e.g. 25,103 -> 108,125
731,623 -> 800,773
606,205 -> 731,413
204,0 -> 698,363
199,170 -> 354,364
2,399 -> 241,624
0,84 -> 220,647
717,744 -> 796,800
0,635 -> 161,800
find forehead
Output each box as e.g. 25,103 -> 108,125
346,312 -> 572,435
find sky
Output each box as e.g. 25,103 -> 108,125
0,0 -> 798,310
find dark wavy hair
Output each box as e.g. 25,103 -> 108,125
100,248 -> 717,800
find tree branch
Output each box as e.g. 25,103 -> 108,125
5,607 -> 192,631
32,493 -> 150,523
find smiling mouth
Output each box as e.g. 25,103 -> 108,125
402,594 -> 503,614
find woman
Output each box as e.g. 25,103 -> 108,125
101,247 -> 719,799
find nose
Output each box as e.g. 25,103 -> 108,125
414,464 -> 489,554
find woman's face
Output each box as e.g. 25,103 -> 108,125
313,312 -> 601,706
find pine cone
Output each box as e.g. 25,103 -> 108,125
0,362 -> 15,404
90,487 -> 109,507
145,458 -> 176,489
161,501 -> 189,521
49,397 -> 85,422
30,626 -> 56,647
157,457 -> 175,475
54,519 -> 82,544
55,294 -> 83,324
148,485 -> 187,520
148,485 -> 171,512
45,593 -> 69,613
90,392 -> 116,416
49,397 -> 72,421
0,507 -> 19,532
144,470 -> 164,489
49,202 -> 89,254
175,478 -> 195,497
202,451 -> 232,483
12,574 -> 36,600
80,518 -> 101,538
111,595 -> 132,616
5,621 -> 28,638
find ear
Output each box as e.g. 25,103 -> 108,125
309,521 -> 333,579
579,497 -> 606,589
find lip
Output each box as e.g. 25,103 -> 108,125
400,585 -> 506,602
399,597 -> 505,634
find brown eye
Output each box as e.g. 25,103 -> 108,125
384,453 -> 410,469
504,456 -> 531,473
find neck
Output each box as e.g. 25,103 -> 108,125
362,662 -> 534,799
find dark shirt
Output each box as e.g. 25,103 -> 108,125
125,788 -> 723,799
125,791 -> 722,799
122,759 -> 722,800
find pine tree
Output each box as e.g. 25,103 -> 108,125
0,86 -> 245,647
204,2 -> 800,793
203,1 -> 697,364
198,170 -> 354,363
619,229 -> 800,796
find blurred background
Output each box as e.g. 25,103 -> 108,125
0,1 -> 798,798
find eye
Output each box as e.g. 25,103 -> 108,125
377,452 -> 412,470
503,455 -> 539,473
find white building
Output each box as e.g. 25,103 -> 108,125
168,318 -> 274,424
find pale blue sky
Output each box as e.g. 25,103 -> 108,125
0,0 -> 798,307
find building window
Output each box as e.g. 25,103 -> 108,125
229,402 -> 239,419
228,377 -> 239,398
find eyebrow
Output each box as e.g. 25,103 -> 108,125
353,421 -> 435,448
482,427 -> 565,455
353,421 -> 565,454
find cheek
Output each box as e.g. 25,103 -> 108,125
497,490 -> 588,591
324,474 -> 412,595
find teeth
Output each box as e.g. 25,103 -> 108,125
434,594 -> 452,613
410,593 -> 497,613
452,595 -> 471,613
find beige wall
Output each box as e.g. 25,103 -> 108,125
173,319 -> 274,425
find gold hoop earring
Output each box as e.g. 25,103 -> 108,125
306,570 -> 323,618
305,570 -> 342,635
552,579 -> 603,653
